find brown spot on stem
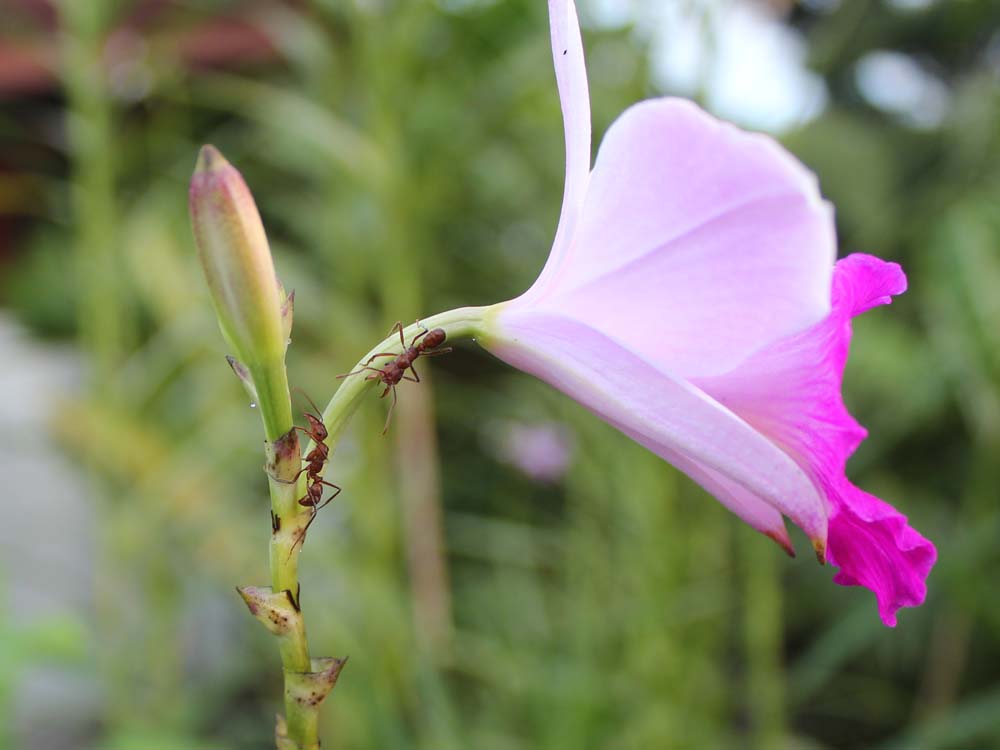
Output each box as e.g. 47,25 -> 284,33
273,428 -> 300,463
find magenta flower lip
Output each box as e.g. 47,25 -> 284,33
479,0 -> 935,626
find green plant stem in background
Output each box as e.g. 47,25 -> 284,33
59,0 -> 126,387
358,4 -> 454,654
743,531 -> 786,749
57,0 -> 140,733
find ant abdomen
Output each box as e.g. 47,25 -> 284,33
421,328 -> 447,350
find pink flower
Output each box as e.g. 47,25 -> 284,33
478,0 -> 935,625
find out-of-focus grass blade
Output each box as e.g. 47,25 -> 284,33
879,687 -> 1000,750
189,75 -> 387,186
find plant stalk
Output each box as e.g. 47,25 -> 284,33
310,307 -> 490,459
252,306 -> 488,748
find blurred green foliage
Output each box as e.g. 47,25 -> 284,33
1,0 -> 998,748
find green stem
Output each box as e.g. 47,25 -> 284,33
311,307 -> 491,458
269,472 -> 310,667
262,425 -> 316,746
744,531 -> 786,749
255,354 -> 296,445
60,0 -> 126,389
259,306 -> 487,749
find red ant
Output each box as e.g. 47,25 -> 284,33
338,321 -> 452,434
287,390 -> 341,554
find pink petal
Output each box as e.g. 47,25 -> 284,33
538,191 -> 833,379
833,251 -> 908,316
485,308 -> 829,544
531,0 -> 592,298
693,254 -> 935,625
662,450 -> 797,556
482,0 -> 934,625
828,481 -> 936,627
525,99 -> 837,376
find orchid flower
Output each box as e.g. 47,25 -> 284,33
474,0 -> 935,626
193,4 -> 938,738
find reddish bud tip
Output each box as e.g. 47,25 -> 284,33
195,144 -> 228,173
812,537 -> 827,565
764,528 -> 796,558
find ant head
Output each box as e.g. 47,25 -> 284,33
304,412 -> 328,438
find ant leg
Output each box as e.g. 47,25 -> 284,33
362,365 -> 392,381
302,481 -> 341,512
381,387 -> 398,435
338,362 -> 391,379
409,322 -> 430,348
386,321 -> 405,350
337,356 -> 394,379
312,487 -> 341,512
402,363 -> 420,383
288,510 -> 317,558
288,485 -> 335,555
317,479 -> 342,497
363,352 -> 397,366
288,478 -> 339,556
287,477 -> 342,555
420,346 -> 453,357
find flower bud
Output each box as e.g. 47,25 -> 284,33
190,145 -> 292,439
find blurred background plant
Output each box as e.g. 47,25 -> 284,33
0,0 -> 998,748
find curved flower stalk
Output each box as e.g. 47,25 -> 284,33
476,0 -> 935,626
